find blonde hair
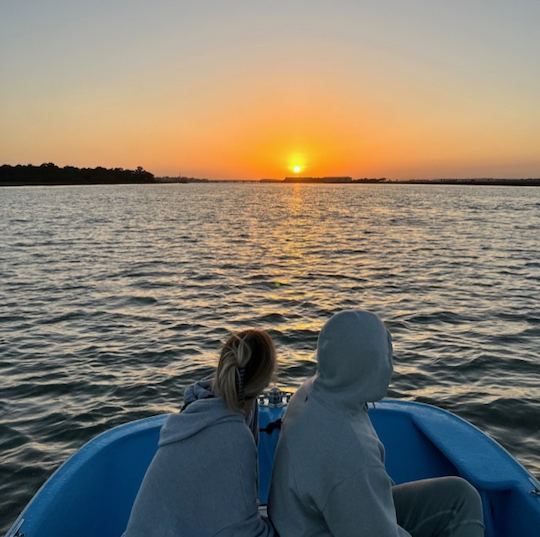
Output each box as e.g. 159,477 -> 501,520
213,329 -> 276,412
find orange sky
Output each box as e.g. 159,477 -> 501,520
1,1 -> 539,179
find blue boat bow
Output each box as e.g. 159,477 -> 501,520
5,396 -> 540,537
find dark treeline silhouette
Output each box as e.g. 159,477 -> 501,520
0,163 -> 155,186
2,164 -> 538,186
283,176 -> 354,183
280,176 -> 387,184
156,175 -> 210,183
395,177 -> 540,186
263,176 -> 540,186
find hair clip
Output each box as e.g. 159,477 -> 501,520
235,367 -> 246,402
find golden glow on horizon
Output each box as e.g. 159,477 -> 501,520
292,165 -> 302,174
2,41 -> 538,180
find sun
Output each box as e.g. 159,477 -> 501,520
287,152 -> 306,175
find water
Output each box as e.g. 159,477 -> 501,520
0,183 -> 539,531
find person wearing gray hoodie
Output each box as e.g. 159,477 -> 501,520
123,329 -> 277,537
268,310 -> 484,537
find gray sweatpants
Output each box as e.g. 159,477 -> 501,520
393,476 -> 484,537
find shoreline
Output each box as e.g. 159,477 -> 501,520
2,178 -> 539,187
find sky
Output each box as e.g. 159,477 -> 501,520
1,0 -> 539,179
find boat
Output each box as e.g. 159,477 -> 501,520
5,389 -> 540,537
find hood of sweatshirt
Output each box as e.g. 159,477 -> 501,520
312,310 -> 393,411
160,386 -> 244,447
182,377 -> 214,410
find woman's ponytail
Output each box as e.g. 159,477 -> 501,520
213,329 -> 276,412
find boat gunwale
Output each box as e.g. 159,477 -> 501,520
6,399 -> 539,537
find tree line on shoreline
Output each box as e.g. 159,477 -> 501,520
271,176 -> 540,186
0,163 -> 155,186
1,163 -> 538,186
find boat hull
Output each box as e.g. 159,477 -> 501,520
6,400 -> 540,537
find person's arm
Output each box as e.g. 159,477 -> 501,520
322,464 -> 410,537
214,513 -> 275,537
214,430 -> 276,537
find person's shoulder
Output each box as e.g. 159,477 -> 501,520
281,393 -> 348,458
283,378 -> 317,420
213,415 -> 256,450
286,386 -> 348,436
286,399 -> 382,465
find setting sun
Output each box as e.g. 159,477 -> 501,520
288,153 -> 307,176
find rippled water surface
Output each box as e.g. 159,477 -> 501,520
1,183 -> 539,531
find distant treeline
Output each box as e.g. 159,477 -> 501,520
277,176 -> 386,184
0,163 -> 155,186
2,164 -> 539,186
155,176 -> 211,183
261,176 -> 540,186
396,177 -> 540,186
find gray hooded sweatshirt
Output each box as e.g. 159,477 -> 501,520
268,310 -> 410,537
123,381 -> 275,537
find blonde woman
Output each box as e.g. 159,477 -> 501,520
123,329 -> 277,537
